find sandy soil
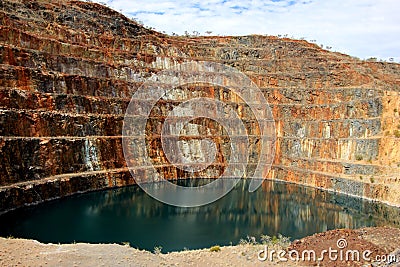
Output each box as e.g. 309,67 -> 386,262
0,227 -> 399,267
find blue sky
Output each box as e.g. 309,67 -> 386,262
95,0 -> 400,61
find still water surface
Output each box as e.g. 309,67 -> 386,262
0,179 -> 399,252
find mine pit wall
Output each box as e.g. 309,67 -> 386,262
0,0 -> 400,213
267,87 -> 399,206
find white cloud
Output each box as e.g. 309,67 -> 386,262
95,0 -> 400,61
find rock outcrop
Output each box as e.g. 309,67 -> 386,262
0,0 -> 399,212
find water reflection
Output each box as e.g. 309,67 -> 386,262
0,179 -> 399,252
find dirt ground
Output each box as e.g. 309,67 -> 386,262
0,227 -> 399,267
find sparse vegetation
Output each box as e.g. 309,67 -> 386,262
209,245 -> 221,252
260,234 -> 271,244
240,234 -> 290,247
238,235 -> 257,245
121,241 -> 130,247
153,246 -> 163,255
394,130 -> 400,138
356,155 -> 363,161
274,234 -> 291,246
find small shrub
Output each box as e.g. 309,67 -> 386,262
385,131 -> 390,136
370,177 -> 375,183
276,234 -> 291,247
153,246 -> 163,255
355,155 -> 363,161
260,234 -> 272,244
239,235 -> 257,245
210,245 -> 221,252
121,241 -> 130,247
238,239 -> 247,245
394,130 -> 400,138
359,176 -> 363,180
394,108 -> 398,113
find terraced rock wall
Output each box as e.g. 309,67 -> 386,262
0,0 -> 399,212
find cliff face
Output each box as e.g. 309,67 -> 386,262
0,0 -> 399,212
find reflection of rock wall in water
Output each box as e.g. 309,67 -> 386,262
73,179 -> 400,243
0,0 -> 399,212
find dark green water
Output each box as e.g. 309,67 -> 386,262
0,179 -> 399,252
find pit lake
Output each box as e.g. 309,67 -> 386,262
0,179 -> 399,252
